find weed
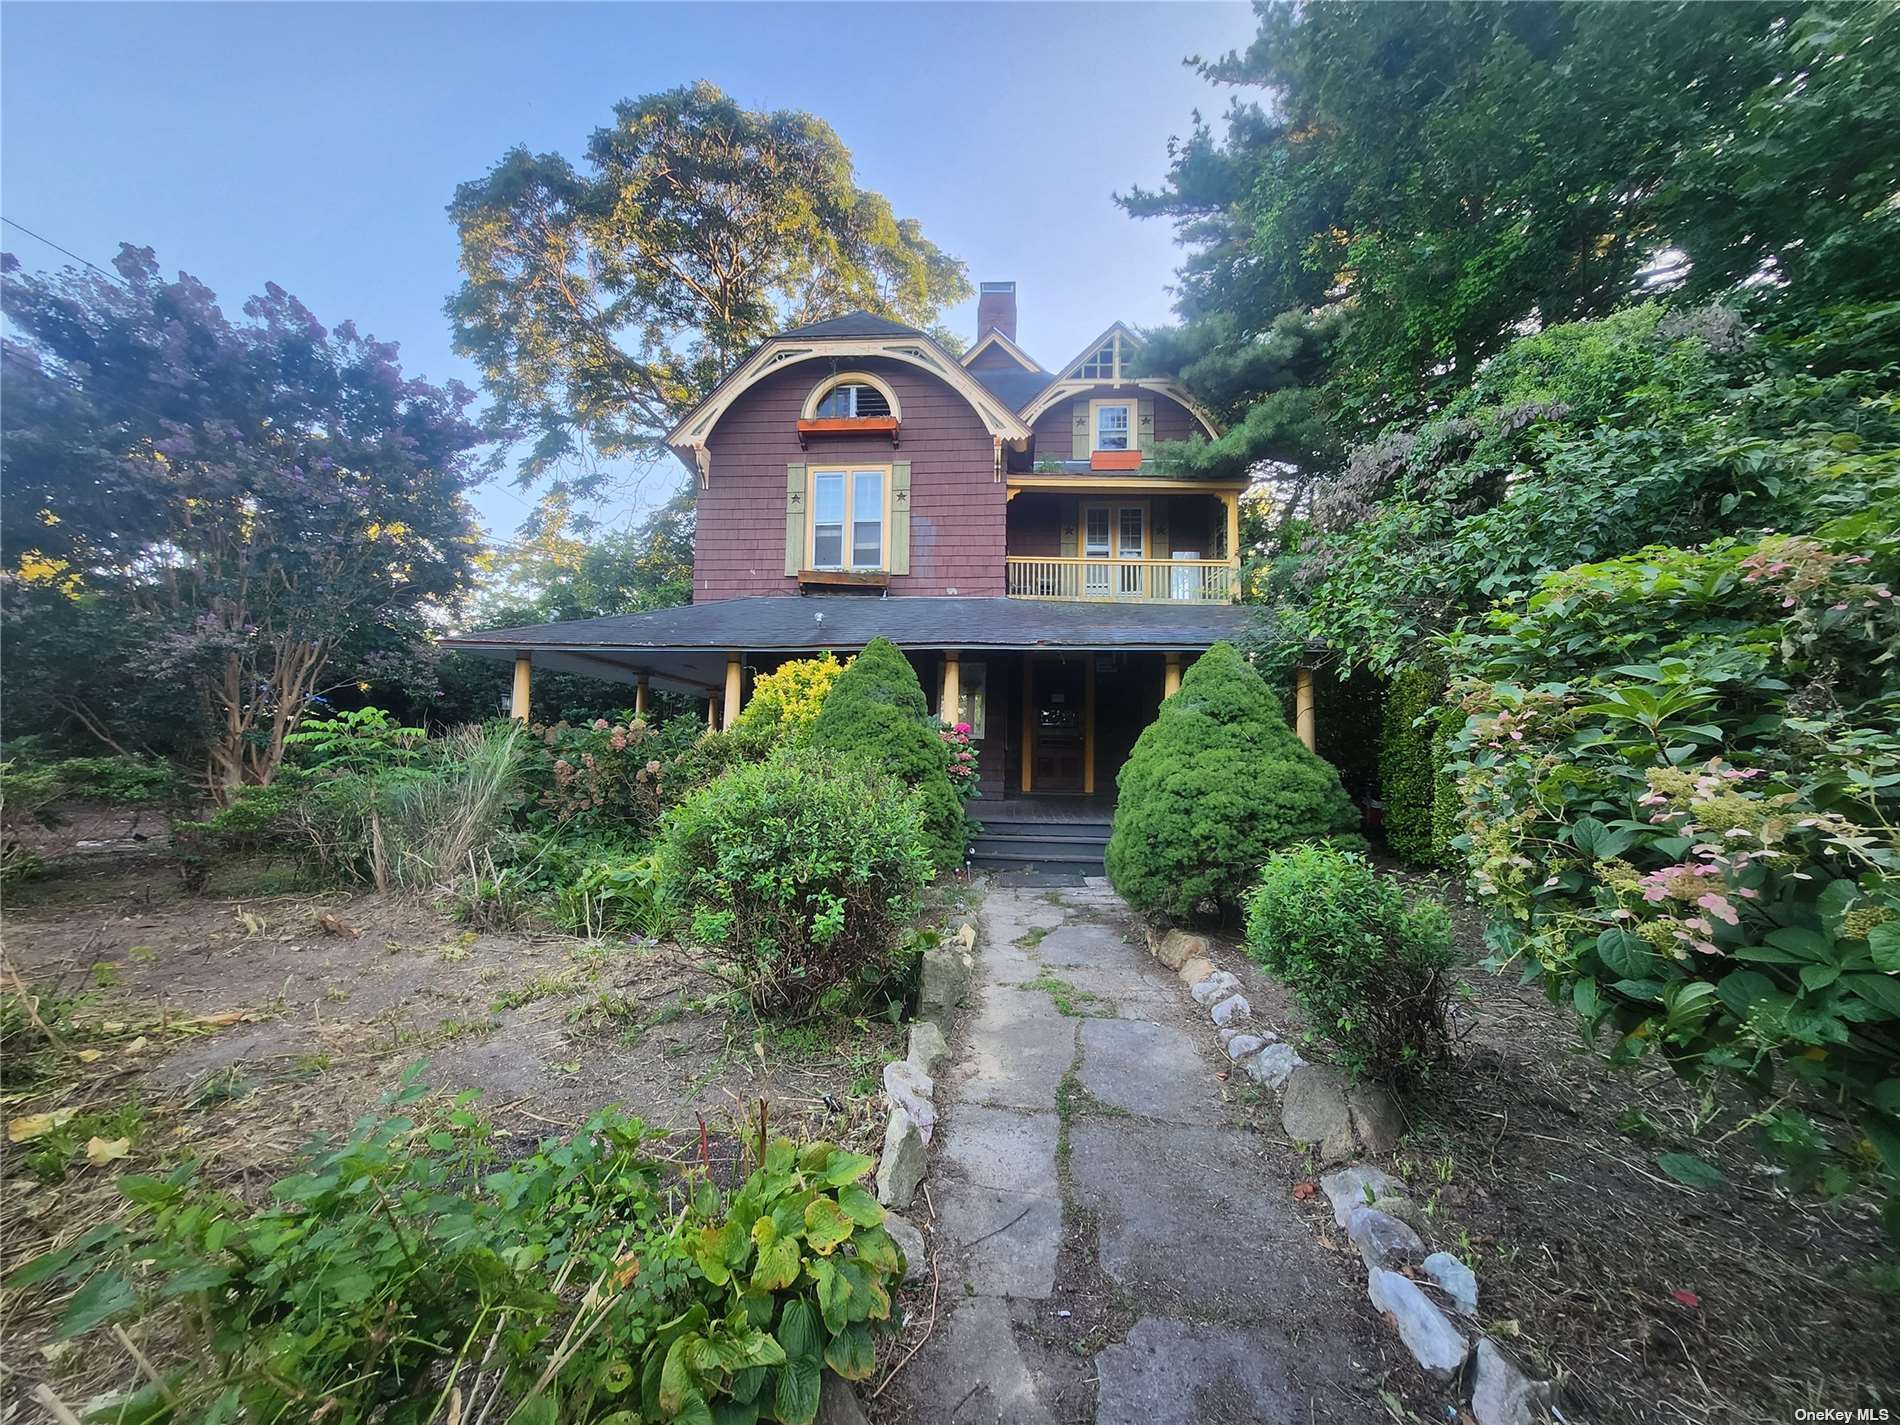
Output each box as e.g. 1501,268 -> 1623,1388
91,962 -> 120,988
490,970 -> 587,1012
1014,925 -> 1054,950
1019,974 -> 1111,1019
21,1100 -> 147,1181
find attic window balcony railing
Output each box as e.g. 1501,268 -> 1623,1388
1005,556 -> 1238,603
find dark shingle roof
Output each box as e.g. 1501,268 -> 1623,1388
445,596 -> 1256,655
970,366 -> 1057,411
778,311 -> 925,340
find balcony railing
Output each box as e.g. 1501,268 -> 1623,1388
1006,556 -> 1238,603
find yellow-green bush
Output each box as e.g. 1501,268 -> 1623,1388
734,654 -> 846,743
1378,657 -> 1446,866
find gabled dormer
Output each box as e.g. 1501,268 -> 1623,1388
1017,322 -> 1220,474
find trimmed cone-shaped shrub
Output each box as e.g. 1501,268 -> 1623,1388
1106,641 -> 1361,919
810,637 -> 965,873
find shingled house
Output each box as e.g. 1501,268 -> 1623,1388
447,284 -> 1313,866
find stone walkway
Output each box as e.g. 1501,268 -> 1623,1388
890,881 -> 1388,1424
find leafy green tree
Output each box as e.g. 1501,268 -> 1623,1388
1126,1 -> 1900,476
809,638 -> 964,874
449,81 -> 972,498
1106,642 -> 1360,920
1,246 -> 491,801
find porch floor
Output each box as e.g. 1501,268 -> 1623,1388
981,793 -> 1116,824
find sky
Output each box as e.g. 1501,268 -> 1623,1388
1,1 -> 1258,538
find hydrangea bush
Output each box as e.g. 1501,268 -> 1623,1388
1444,520 -> 1900,1201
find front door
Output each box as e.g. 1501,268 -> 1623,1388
1029,656 -> 1087,792
1082,502 -> 1147,598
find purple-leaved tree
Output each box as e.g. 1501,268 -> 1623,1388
2,245 -> 495,802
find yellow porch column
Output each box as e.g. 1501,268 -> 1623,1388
1294,665 -> 1316,752
1224,492 -> 1241,565
510,654 -> 532,722
722,654 -> 743,730
634,675 -> 650,722
1163,652 -> 1182,699
707,695 -> 719,731
941,651 -> 961,725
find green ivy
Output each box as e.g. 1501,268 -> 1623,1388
1378,657 -> 1446,866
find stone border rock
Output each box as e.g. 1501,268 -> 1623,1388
877,921 -> 974,1211
1141,927 -> 1557,1424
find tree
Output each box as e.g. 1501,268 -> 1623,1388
1105,642 -> 1360,921
1,246 -> 491,800
448,81 -> 972,500
1125,2 -> 1900,479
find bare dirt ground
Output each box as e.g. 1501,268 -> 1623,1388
0,848 -> 909,1415
1204,866 -> 1900,1425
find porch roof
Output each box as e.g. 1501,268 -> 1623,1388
442,596 -> 1258,693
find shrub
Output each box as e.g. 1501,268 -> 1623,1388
1105,642 -> 1362,920
657,750 -> 932,1016
1245,844 -> 1457,1082
734,653 -> 846,743
520,716 -> 674,840
809,637 -> 965,872
1443,519 -> 1900,1202
9,1072 -> 906,1425
1378,657 -> 1446,866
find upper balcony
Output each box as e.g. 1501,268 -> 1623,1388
1003,481 -> 1243,604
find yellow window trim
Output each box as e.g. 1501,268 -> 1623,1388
1088,398 -> 1137,454
800,370 -> 903,423
807,462 -> 893,572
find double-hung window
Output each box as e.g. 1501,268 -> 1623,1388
810,466 -> 887,571
1093,401 -> 1133,452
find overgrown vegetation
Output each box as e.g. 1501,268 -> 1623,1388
7,1071 -> 906,1424
1106,642 -> 1360,920
1444,518 -> 1900,1207
1245,844 -> 1456,1083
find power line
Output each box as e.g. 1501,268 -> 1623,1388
0,216 -> 128,286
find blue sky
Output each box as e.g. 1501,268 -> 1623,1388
1,2 -> 1256,536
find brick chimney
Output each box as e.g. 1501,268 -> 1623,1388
976,281 -> 1017,345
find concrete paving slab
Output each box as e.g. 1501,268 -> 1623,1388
934,1105 -> 1063,1298
1077,1018 -> 1224,1124
1096,1316 -> 1358,1425
1033,922 -> 1141,969
1070,1121 -> 1325,1317
904,1298 -> 1054,1425
953,987 -> 1077,1111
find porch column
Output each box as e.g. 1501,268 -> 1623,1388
1294,665 -> 1316,752
1223,492 -> 1241,564
722,654 -> 743,730
510,654 -> 532,722
1163,652 -> 1182,699
707,694 -> 719,731
941,650 -> 961,725
634,674 -> 650,722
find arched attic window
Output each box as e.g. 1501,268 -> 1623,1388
801,371 -> 901,422
797,371 -> 903,448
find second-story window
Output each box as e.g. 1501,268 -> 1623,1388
813,382 -> 892,420
810,466 -> 887,570
1094,401 -> 1132,452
